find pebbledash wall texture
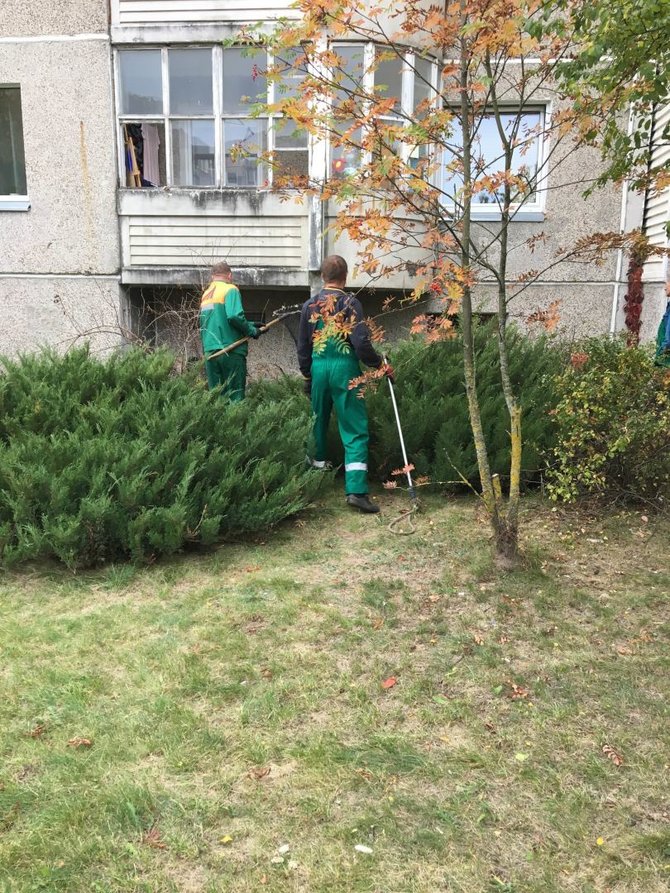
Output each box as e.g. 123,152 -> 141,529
0,1 -> 126,357
0,0 -> 666,370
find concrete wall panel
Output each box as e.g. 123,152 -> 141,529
0,0 -> 109,38
0,39 -> 119,275
0,277 -> 124,356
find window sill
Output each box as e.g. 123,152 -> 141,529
470,208 -> 544,222
0,197 -> 30,211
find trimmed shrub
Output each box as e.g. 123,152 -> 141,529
547,338 -> 670,505
0,348 -> 321,569
366,326 -> 563,488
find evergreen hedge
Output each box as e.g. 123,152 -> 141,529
0,348 -> 321,569
367,327 -> 563,487
249,326 -> 563,489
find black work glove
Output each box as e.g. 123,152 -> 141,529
250,324 -> 262,340
303,378 -> 312,398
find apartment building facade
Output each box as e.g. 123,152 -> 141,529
1,0 -> 667,369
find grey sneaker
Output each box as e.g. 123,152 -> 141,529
346,494 -> 380,514
307,457 -> 333,471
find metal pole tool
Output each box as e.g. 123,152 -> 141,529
384,355 -> 419,534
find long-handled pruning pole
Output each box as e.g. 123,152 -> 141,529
204,305 -> 302,362
384,355 -> 419,535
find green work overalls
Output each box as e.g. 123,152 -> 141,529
311,322 -> 371,496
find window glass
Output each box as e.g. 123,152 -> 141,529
331,121 -> 361,178
274,150 -> 309,184
0,86 -> 27,195
333,45 -> 366,95
222,48 -> 267,114
169,49 -> 213,115
414,57 -> 433,113
375,52 -> 403,115
119,50 -> 163,114
442,110 -> 542,204
274,122 -> 308,149
123,122 -> 165,188
224,118 -> 266,186
171,120 -> 215,186
273,46 -> 307,101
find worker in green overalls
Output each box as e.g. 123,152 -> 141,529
199,262 -> 262,401
654,281 -> 670,368
297,255 -> 393,513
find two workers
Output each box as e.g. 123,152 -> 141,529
199,255 -> 392,513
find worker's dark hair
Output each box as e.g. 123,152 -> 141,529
321,255 -> 348,284
212,261 -> 232,277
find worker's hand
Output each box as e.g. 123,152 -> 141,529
251,324 -> 264,339
303,378 -> 312,398
383,363 -> 395,384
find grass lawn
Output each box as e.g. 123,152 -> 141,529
0,486 -> 668,892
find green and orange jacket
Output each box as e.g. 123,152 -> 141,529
199,280 -> 257,357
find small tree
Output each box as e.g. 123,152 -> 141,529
542,0 -> 670,191
241,1 -> 618,560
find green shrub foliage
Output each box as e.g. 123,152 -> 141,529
547,338 -> 670,504
365,326 -> 562,488
0,348 -> 321,569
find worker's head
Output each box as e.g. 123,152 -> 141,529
321,255 -> 348,287
212,261 -> 233,282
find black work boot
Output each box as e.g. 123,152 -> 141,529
346,493 -> 380,514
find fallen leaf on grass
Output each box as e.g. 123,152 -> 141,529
614,643 -> 633,656
371,617 -> 384,630
354,844 -> 373,854
67,737 -> 93,749
381,676 -> 397,690
602,744 -> 624,767
142,826 -> 167,850
245,565 -> 261,573
219,835 -> 233,845
473,633 -> 485,646
27,724 -> 47,739
355,768 -> 373,781
596,837 -> 604,846
248,766 -> 271,780
261,667 -> 273,680
506,682 -> 530,700
514,752 -> 529,762
277,844 -> 290,855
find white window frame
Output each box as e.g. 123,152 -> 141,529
328,43 -> 439,179
221,45 -> 268,188
0,83 -> 30,211
266,47 -> 310,186
115,45 -> 307,190
439,103 -> 550,222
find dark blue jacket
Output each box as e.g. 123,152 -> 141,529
297,288 -> 383,379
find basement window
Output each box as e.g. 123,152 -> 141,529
0,85 -> 29,211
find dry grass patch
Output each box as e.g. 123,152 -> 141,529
0,490 -> 668,892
